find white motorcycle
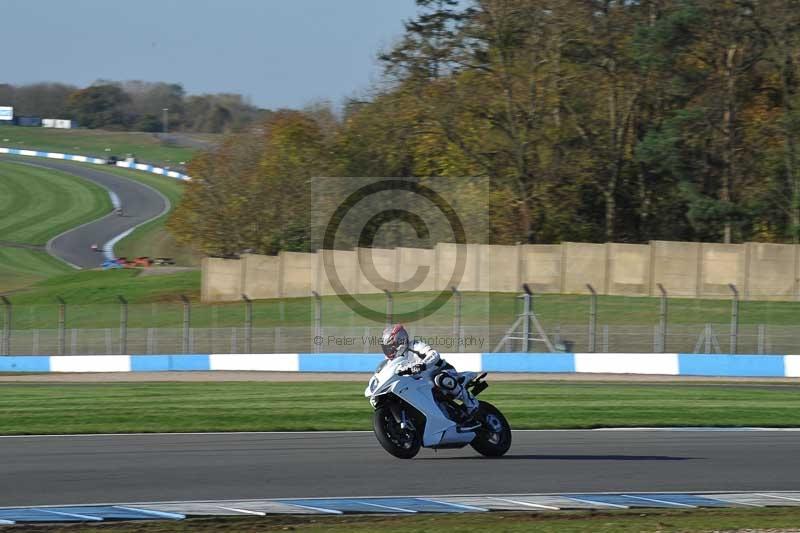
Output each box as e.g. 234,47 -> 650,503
365,358 -> 512,459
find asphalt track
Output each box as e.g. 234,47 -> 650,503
0,156 -> 169,268
1,430 -> 798,507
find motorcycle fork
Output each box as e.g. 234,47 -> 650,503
388,403 -> 410,429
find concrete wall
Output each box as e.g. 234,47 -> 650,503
201,241 -> 800,302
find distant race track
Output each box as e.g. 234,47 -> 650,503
1,429 -> 798,507
0,155 -> 169,268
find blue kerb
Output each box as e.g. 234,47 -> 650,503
131,355 -> 210,372
678,354 -> 785,377
481,352 -> 575,372
298,353 -> 383,372
0,356 -> 50,372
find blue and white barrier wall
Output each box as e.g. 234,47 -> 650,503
0,147 -> 191,180
1,353 -> 799,378
0,147 -> 105,164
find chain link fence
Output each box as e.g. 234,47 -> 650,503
1,287 -> 799,355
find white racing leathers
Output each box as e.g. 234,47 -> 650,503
397,340 -> 478,416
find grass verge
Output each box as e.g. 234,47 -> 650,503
0,247 -> 73,293
0,381 -> 798,435
0,125 -> 200,167
4,508 -> 800,532
0,160 -> 111,246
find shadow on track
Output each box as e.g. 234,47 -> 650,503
419,454 -> 698,461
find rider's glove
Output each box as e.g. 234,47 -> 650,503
410,363 -> 426,374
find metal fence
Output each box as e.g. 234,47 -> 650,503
1,285 -> 799,355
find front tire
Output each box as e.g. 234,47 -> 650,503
470,401 -> 512,457
373,404 -> 422,459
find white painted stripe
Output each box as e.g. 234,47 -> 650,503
441,353 -> 482,372
283,503 -> 343,514
38,509 -> 103,521
0,147 -> 9,153
487,497 -> 559,510
209,354 -> 300,372
359,502 -> 416,513
216,506 -> 266,516
20,149 -> 37,156
113,506 -> 185,519
45,152 -> 66,160
419,498 -> 487,511
755,493 -> 800,503
565,497 -> 628,509
103,227 -> 134,260
574,353 -> 679,375
696,495 -> 763,507
73,155 -> 88,162
50,355 -> 131,373
784,355 -> 800,377
623,494 -> 695,508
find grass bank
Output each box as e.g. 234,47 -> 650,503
6,508 -> 800,533
0,381 -> 798,435
0,159 -> 111,291
0,125 -> 202,167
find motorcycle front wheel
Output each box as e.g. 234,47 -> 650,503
373,404 -> 422,459
470,401 -> 512,457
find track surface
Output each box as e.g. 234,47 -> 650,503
2,430 -> 797,507
0,156 -> 168,268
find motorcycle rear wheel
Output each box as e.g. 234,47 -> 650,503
373,405 -> 422,459
470,401 -> 512,457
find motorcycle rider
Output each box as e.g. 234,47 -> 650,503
379,324 -> 478,420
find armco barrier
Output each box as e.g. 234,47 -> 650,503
0,147 -> 191,180
2,353 -> 799,378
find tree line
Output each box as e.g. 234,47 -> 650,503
0,80 -> 268,133
169,0 -> 800,256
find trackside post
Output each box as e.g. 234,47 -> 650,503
586,284 -> 597,353
56,296 -> 66,356
180,295 -> 191,354
311,291 -> 321,354
658,284 -> 668,353
242,294 -> 253,354
729,284 -> 739,354
452,286 -> 463,352
118,295 -> 128,355
1,296 -> 10,355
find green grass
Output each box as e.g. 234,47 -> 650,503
0,124 -> 202,166
0,160 -> 111,245
0,247 -> 73,292
0,381 -> 798,435
52,161 -> 201,266
16,508 -> 800,533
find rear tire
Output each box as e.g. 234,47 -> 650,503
470,401 -> 512,457
373,404 -> 422,459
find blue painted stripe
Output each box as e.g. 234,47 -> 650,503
0,356 -> 50,372
678,354 -> 785,377
298,353 -> 383,372
130,355 -> 210,372
0,509 -> 86,522
481,352 -> 575,372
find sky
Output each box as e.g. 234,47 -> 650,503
0,0 -> 421,109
